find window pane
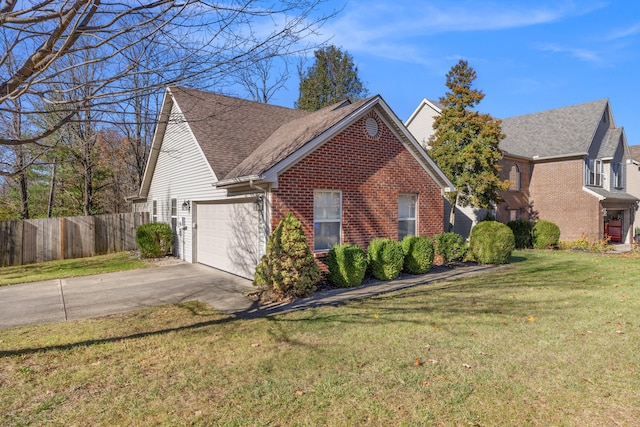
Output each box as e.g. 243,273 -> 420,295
314,222 -> 340,251
314,191 -> 341,220
398,220 -> 416,240
398,194 -> 416,219
171,199 -> 177,216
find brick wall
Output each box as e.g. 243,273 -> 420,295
529,158 -> 600,241
271,112 -> 444,263
496,156 -> 532,223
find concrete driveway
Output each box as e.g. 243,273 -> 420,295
0,263 -> 256,330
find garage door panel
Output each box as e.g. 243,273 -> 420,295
196,201 -> 259,279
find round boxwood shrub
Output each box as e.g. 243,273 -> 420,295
326,243 -> 367,288
254,213 -> 320,300
136,222 -> 173,258
401,235 -> 434,274
468,221 -> 515,265
532,220 -> 561,249
367,238 -> 404,281
507,219 -> 533,249
433,232 -> 466,263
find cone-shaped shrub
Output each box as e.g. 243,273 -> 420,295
532,220 -> 560,249
507,219 -> 533,249
327,243 -> 367,288
254,213 -> 319,299
136,222 -> 173,258
433,232 -> 466,263
367,238 -> 404,281
401,235 -> 434,274
468,221 -> 515,265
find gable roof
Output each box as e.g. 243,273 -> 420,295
629,145 -> 640,162
405,98 -> 443,129
169,87 -> 309,179
138,87 -> 454,198
500,99 -> 610,159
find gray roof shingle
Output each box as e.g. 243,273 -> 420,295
500,99 -> 609,158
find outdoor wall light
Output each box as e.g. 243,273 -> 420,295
253,195 -> 263,212
601,208 -> 607,217
182,200 -> 191,212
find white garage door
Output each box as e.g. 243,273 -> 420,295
196,200 -> 260,279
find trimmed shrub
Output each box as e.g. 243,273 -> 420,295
326,243 -> 367,288
367,238 -> 404,281
254,213 -> 320,300
532,220 -> 561,249
136,222 -> 173,258
433,232 -> 466,263
468,221 -> 515,265
507,219 -> 533,249
401,235 -> 434,274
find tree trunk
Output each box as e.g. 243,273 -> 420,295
48,162 -> 57,218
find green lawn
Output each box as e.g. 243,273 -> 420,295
0,252 -> 150,286
1,250 -> 639,425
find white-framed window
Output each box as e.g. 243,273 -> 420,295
509,208 -> 520,222
586,158 -> 603,187
613,162 -> 624,189
398,193 -> 417,240
314,190 -> 341,251
152,200 -> 158,222
170,198 -> 178,231
508,164 -> 520,191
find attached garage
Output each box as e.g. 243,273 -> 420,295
195,200 -> 260,279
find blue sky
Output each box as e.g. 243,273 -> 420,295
262,0 -> 640,146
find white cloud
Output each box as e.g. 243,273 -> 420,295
316,1 -> 606,65
606,22 -> 640,40
534,43 -> 602,64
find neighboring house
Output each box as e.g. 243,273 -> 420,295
407,98 -> 638,244
627,145 -> 640,238
131,87 -> 454,279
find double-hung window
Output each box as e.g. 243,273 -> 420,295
398,194 -> 417,240
314,190 -> 341,251
586,158 -> 603,187
170,198 -> 178,231
152,200 -> 158,222
613,162 -> 624,189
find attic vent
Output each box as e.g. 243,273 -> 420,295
365,117 -> 379,138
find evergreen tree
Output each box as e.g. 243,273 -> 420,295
429,59 -> 509,231
254,212 -> 320,300
296,45 -> 369,111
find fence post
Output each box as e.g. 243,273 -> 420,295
59,217 -> 66,260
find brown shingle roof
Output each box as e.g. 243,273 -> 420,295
226,98 -> 371,179
629,145 -> 640,162
169,87 -> 309,180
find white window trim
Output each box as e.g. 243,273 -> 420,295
586,158 -> 603,187
152,200 -> 158,222
398,193 -> 418,240
313,190 -> 342,252
613,162 -> 624,189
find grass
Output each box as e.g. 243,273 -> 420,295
1,250 -> 640,425
0,252 -> 150,286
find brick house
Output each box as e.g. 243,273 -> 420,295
131,87 -> 453,278
407,98 -> 638,244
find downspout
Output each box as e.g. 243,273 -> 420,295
250,179 -> 269,258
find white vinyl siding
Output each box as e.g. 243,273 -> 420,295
398,194 -> 417,240
146,101 -> 227,262
314,190 -> 341,251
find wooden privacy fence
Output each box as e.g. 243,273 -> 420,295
0,212 -> 149,267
